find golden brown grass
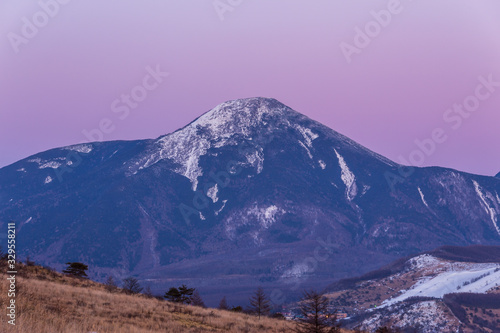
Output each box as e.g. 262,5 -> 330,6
1,263 -> 347,333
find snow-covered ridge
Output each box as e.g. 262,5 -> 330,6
382,254 -> 500,308
383,265 -> 500,307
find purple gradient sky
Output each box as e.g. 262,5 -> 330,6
1,1 -> 499,176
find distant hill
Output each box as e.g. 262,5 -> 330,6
429,245 -> 500,263
324,246 -> 500,332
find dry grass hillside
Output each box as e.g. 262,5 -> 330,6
0,262 -> 352,333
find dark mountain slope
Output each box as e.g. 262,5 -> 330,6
1,97 -> 499,304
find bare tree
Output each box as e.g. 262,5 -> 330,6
219,296 -> 229,310
249,286 -> 271,319
104,276 -> 117,292
25,256 -> 35,266
294,290 -> 340,333
122,276 -> 143,294
144,284 -> 154,298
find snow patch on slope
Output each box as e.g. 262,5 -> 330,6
383,265 -> 500,307
224,203 -> 285,240
281,263 -> 311,279
248,205 -> 284,229
318,160 -> 326,169
295,125 -> 318,148
28,158 -> 42,164
298,141 -> 313,159
417,187 -> 429,208
408,254 -> 441,270
245,148 -> 264,173
207,184 -> 219,203
215,199 -> 227,216
44,176 -> 53,184
360,300 -> 459,333
39,161 -> 62,169
473,180 -> 500,235
334,149 -> 357,201
64,144 -> 93,154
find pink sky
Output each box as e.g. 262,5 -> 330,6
1,0 -> 499,176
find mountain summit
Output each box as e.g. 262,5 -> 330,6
1,98 -> 500,304
128,97 -> 393,190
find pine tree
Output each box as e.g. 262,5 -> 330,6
62,262 -> 88,278
164,285 -> 195,304
294,290 -> 340,333
165,287 -> 182,302
249,286 -> 271,319
178,284 -> 195,304
219,296 -> 229,310
191,290 -> 206,307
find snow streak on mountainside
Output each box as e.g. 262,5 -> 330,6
334,149 -> 357,201
417,187 -> 429,208
473,180 -> 500,235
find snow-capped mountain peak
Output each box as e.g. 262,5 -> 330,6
128,98 -> 303,189
127,97 -> 396,189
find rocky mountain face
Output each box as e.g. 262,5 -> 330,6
1,97 -> 500,305
326,245 -> 500,333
